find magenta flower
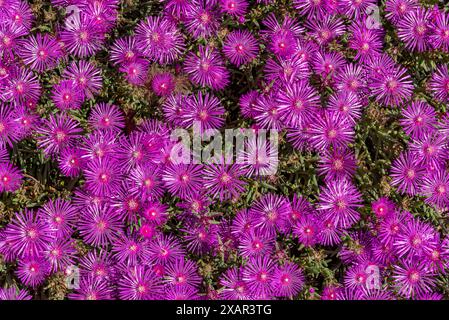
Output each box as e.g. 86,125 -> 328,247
39,198 -> 78,239
203,160 -> 247,201
308,110 -> 355,151
318,179 -> 363,229
2,67 -> 41,104
223,30 -> 258,67
68,276 -> 113,300
51,80 -> 85,110
84,158 -> 122,197
220,267 -> 252,300
164,258 -> 202,288
63,60 -> 102,99
118,265 -> 163,300
151,72 -> 175,97
144,234 -> 185,266
391,151 -> 425,196
220,0 -> 248,17
36,113 -> 83,157
162,163 -> 203,199
88,102 -> 125,133
250,193 -> 290,235
58,147 -> 84,177
385,0 -> 419,25
307,16 -> 346,46
0,105 -> 20,148
272,262 -> 304,298
430,12 -> 449,51
429,65 -> 449,103
78,204 -> 123,247
370,65 -> 413,107
276,81 -> 320,127
184,45 -> 230,90
128,164 -> 164,200
0,287 -> 32,300
394,218 -> 437,260
185,0 -> 220,39
420,170 -> 449,210
242,256 -> 275,298
400,101 -> 437,139
328,91 -> 362,124
119,58 -> 149,86
135,16 -> 185,64
397,7 -> 432,52
60,13 -> 104,58
16,255 -> 51,288
5,209 -> 54,258
17,33 -> 64,71
44,238 -> 77,273
183,92 -> 225,132
393,259 -> 435,298
110,36 -> 141,65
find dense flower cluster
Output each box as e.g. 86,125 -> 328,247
1,0 -> 449,300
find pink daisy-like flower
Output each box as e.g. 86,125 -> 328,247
128,164 -> 164,200
5,209 -> 54,258
118,265 -> 163,300
0,104 -> 20,147
151,72 -> 175,97
429,65 -> 449,103
385,0 -> 419,25
120,58 -> 150,86
223,30 -> 258,67
242,256 -> 275,298
183,92 -> 225,132
2,67 -> 41,104
420,170 -> 449,210
135,16 -> 185,64
430,12 -> 449,51
393,259 -> 435,298
308,110 -> 355,151
400,101 -> 437,140
164,258 -> 202,288
0,162 -> 23,193
16,255 -> 51,288
162,163 -> 204,199
44,238 -> 77,273
78,204 -> 123,247
317,148 -> 357,182
220,267 -> 252,300
328,91 -> 363,124
276,81 -> 320,127
391,151 -> 425,196
63,60 -> 102,99
58,147 -> 84,177
17,33 -> 64,71
60,13 -> 104,58
397,7 -> 432,52
185,0 -> 220,39
88,102 -> 125,133
110,36 -> 141,65
184,45 -> 230,90
84,158 -> 122,197
220,0 -> 248,17
370,65 -> 414,107
202,160 -> 247,201
39,198 -> 78,239
318,179 -> 363,229
36,114 -> 83,157
272,262 -> 305,298
145,234 -> 185,266
250,193 -> 290,235
51,80 -> 85,110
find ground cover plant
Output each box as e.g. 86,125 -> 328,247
1,0 -> 449,300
